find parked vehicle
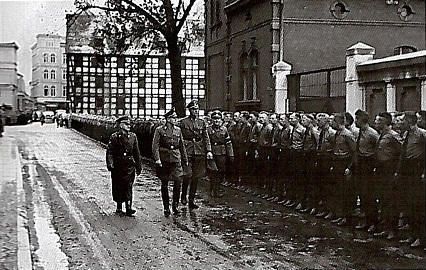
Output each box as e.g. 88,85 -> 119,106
43,111 -> 55,123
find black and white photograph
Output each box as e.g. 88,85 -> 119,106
0,0 -> 425,269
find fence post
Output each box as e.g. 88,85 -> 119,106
272,61 -> 292,113
385,80 -> 396,112
345,42 -> 375,116
421,76 -> 426,110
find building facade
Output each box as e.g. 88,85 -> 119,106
205,0 -> 425,112
31,34 -> 67,111
66,11 -> 206,118
0,42 -> 19,109
67,53 -> 206,117
345,42 -> 426,117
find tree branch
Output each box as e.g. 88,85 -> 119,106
174,0 -> 184,21
176,0 -> 197,32
120,0 -> 166,33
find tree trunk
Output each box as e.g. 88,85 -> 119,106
166,35 -> 185,117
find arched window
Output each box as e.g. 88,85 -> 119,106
43,69 -> 49,79
50,85 -> 56,96
43,53 -> 49,63
50,53 -> 56,63
44,85 -> 49,96
394,45 -> 417,55
51,70 -> 56,80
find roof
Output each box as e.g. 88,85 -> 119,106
358,50 -> 426,66
357,50 -> 426,72
0,42 -> 19,49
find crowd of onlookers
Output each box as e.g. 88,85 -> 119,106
70,109 -> 426,249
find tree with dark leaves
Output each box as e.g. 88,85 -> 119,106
74,0 -> 202,116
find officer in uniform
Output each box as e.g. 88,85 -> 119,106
396,111 -> 426,248
354,109 -> 379,233
314,113 -> 336,217
330,113 -> 356,226
179,100 -> 213,209
152,108 -> 188,216
237,111 -> 252,186
373,112 -> 401,239
207,110 -> 234,197
106,115 -> 142,216
276,113 -> 292,202
257,112 -> 274,193
285,112 -> 306,207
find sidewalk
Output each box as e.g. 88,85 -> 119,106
0,137 -> 32,270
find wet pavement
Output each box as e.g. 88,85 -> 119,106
1,122 -> 425,269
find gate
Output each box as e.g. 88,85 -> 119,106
288,66 -> 346,113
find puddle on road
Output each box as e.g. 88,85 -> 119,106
28,163 -> 69,270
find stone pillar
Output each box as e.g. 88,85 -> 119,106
272,61 -> 292,113
385,80 -> 396,112
421,77 -> 426,110
345,42 -> 375,116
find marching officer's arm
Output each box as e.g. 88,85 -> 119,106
133,134 -> 142,174
179,130 -> 189,166
152,127 -> 161,164
106,134 -> 116,171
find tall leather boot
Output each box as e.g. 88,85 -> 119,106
125,201 -> 136,216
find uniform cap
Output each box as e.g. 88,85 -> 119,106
164,107 -> 177,118
316,112 -> 330,119
211,110 -> 222,119
116,115 -> 131,124
186,100 -> 199,109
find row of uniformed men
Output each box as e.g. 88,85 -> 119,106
107,101 -> 425,248
197,109 -> 425,248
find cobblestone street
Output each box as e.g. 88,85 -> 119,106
1,123 -> 425,269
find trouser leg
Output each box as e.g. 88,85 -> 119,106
181,176 -> 189,200
161,178 -> 170,210
172,176 -> 181,207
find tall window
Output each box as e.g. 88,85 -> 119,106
51,70 -> 56,80
50,53 -> 56,63
43,53 -> 49,63
249,49 -> 258,100
62,85 -> 66,96
43,69 -> 49,79
240,53 -> 248,100
62,69 -> 66,80
50,85 -> 56,96
63,53 -> 67,64
44,85 -> 49,96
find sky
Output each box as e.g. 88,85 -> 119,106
0,0 -> 76,92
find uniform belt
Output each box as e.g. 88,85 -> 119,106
212,142 -> 225,146
160,145 -> 178,150
185,138 -> 202,142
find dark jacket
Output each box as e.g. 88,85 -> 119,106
106,130 -> 141,202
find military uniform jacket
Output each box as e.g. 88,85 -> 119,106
179,116 -> 212,157
152,124 -> 188,165
106,130 -> 141,173
207,125 -> 234,157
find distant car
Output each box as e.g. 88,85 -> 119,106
43,111 -> 55,123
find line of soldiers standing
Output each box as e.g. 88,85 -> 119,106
210,109 -> 425,249
108,100 -> 425,249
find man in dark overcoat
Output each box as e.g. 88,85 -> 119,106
106,115 -> 142,216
